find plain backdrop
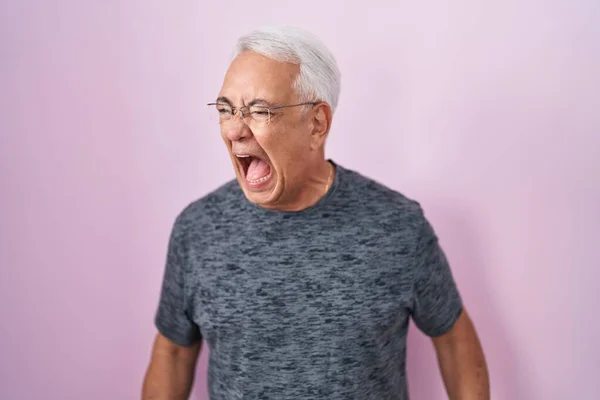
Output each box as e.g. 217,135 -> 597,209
1,0 -> 599,399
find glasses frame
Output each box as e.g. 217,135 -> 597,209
207,101 -> 319,125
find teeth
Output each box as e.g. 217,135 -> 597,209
236,154 -> 250,158
247,172 -> 272,184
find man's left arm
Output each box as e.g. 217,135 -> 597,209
432,308 -> 490,400
409,208 -> 490,399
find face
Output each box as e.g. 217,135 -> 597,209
216,51 -> 331,210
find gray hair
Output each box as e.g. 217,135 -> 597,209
234,26 -> 341,113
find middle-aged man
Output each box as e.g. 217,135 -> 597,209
142,26 -> 490,399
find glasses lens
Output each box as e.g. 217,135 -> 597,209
249,106 -> 270,124
215,104 -> 232,121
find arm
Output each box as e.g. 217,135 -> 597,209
408,208 -> 489,398
144,213 -> 203,399
432,309 -> 490,400
142,333 -> 201,399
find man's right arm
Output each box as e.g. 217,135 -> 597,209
142,333 -> 201,400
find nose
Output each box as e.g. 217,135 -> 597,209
222,118 -> 252,142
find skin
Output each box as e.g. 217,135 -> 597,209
142,50 -> 490,399
141,334 -> 200,399
433,310 -> 491,399
218,51 -> 333,211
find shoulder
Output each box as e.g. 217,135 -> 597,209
337,164 -> 427,228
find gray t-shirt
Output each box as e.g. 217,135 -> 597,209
155,161 -> 462,400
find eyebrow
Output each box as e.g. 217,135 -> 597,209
215,96 -> 232,105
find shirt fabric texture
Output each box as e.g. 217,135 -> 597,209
155,161 -> 463,400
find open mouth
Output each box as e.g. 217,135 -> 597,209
236,154 -> 272,186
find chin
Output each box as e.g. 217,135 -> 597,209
241,184 -> 281,207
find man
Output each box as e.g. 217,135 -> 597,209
142,26 -> 489,400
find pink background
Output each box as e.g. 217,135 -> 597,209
1,1 -> 599,399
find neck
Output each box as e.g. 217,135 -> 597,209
265,160 -> 334,212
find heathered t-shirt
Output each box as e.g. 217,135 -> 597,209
155,161 -> 463,400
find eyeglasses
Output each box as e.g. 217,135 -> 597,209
207,101 -> 318,126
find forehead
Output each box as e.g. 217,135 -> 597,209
219,51 -> 300,104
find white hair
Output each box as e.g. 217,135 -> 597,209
234,26 -> 341,113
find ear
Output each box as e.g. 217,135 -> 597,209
309,103 -> 333,151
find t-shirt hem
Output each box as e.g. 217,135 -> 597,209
423,304 -> 464,337
155,319 -> 201,347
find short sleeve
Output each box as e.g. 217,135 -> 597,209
154,216 -> 202,346
409,212 -> 463,337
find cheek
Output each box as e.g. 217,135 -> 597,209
253,129 -> 278,155
256,130 -> 295,163
256,122 -> 312,167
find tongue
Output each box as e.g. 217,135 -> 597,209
246,157 -> 271,181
